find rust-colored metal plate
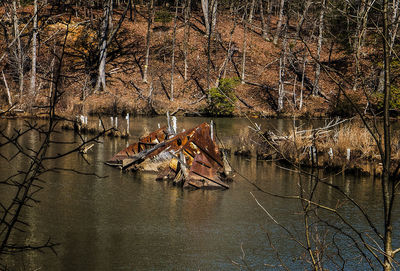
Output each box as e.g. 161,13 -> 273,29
189,124 -> 224,169
143,123 -> 210,161
186,153 -> 228,189
105,126 -> 167,166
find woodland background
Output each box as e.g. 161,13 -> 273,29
0,0 -> 398,118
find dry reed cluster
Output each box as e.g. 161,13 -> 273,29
258,120 -> 400,175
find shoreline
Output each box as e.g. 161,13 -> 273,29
2,106 -> 400,121
1,113 -> 394,178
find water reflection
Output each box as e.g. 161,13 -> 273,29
0,117 -> 398,270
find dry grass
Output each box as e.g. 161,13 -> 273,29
333,124 -> 376,159
259,120 -> 400,174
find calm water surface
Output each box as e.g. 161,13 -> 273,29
1,117 -> 399,270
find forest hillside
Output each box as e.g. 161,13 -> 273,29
0,0 -> 398,118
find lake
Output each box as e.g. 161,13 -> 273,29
1,117 -> 398,270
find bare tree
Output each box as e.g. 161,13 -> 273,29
170,0 -> 179,101
205,0 -> 218,94
273,0 -> 285,45
277,21 -> 287,111
389,0 -> 400,48
259,0 -> 269,40
292,1 -> 400,269
313,0 -> 325,96
353,0 -> 373,90
12,0 -> 24,99
211,0 -> 218,34
202,0 -> 218,36
248,0 -> 256,24
143,0 -> 154,83
0,20 -> 112,266
183,0 -> 191,81
202,0 -> 210,35
2,70 -> 12,107
241,0 -> 250,84
295,0 -> 312,38
382,1 -> 393,270
95,0 -> 113,92
299,56 -> 306,110
29,0 -> 38,98
216,5 -> 238,86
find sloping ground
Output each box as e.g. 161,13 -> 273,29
0,5 -> 373,118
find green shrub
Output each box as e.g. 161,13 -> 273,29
205,77 -> 239,116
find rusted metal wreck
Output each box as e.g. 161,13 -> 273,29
105,122 -> 231,189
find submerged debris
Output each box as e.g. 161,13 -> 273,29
105,122 -> 231,189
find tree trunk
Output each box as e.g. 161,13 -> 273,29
218,7 -> 238,85
143,0 -> 154,83
259,0 -> 269,40
299,56 -> 306,110
170,0 -> 179,101
295,0 -> 311,37
128,0 -> 134,21
109,0 -> 114,30
248,0 -> 256,24
273,0 -> 285,45
278,22 -> 287,111
265,0 -> 272,36
354,0 -> 367,56
313,0 -> 325,96
201,0 -> 210,35
211,0 -> 218,34
30,0 -> 38,97
390,0 -> 400,50
95,0 -> 112,92
12,0 -> 24,99
49,43 -> 56,102
183,0 -> 191,81
206,20 -> 212,95
2,71 -> 12,106
353,0 -> 372,90
382,0 -> 393,270
292,76 -> 296,107
241,1 -> 250,84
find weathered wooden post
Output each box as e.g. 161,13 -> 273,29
172,116 -> 177,134
313,146 -> 317,166
166,111 -> 172,134
328,148 -> 333,160
126,113 -> 130,134
309,146 -> 317,167
312,146 -> 317,166
210,120 -> 214,141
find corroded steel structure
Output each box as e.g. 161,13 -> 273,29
105,123 -> 230,189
